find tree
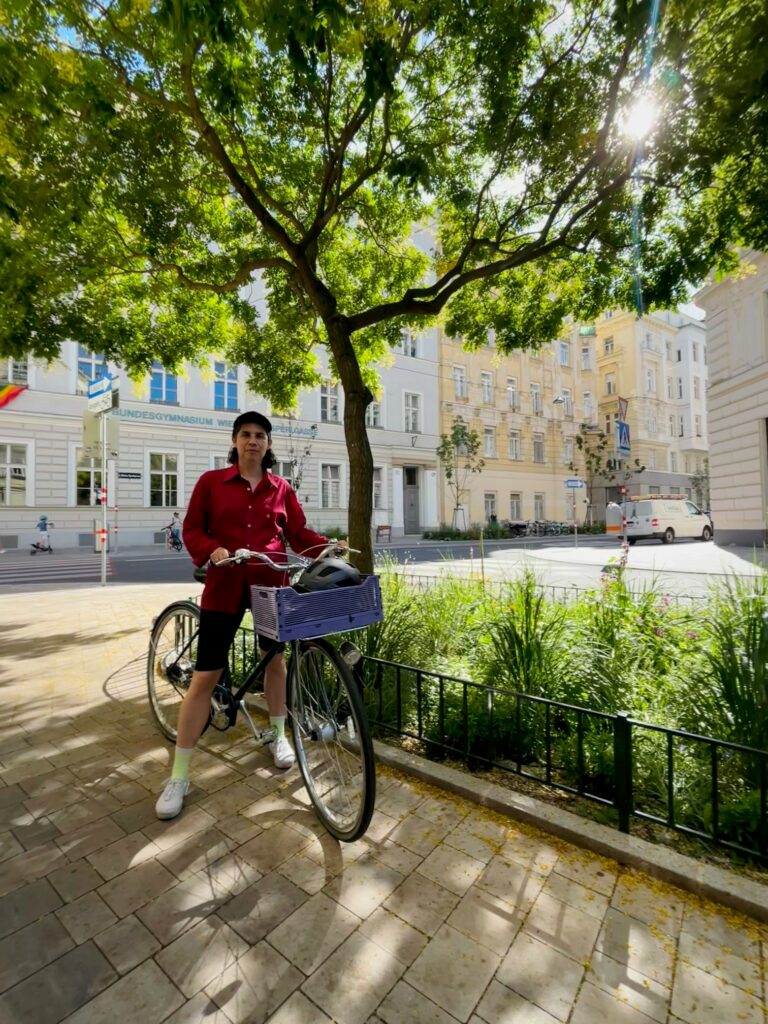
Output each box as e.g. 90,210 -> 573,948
2,1 -> 766,568
277,414 -> 317,497
689,457 -> 710,509
436,417 -> 485,529
569,428 -> 644,522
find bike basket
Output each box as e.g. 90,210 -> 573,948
251,574 -> 383,641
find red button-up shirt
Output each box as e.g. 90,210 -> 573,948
183,466 -> 328,613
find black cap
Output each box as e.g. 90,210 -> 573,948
231,411 -> 272,436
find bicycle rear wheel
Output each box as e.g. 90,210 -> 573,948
289,638 -> 375,842
147,601 -> 209,742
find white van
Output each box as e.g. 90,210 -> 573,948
623,496 -> 714,545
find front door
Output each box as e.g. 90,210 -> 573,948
404,467 -> 420,534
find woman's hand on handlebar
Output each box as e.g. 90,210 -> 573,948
210,547 -> 230,566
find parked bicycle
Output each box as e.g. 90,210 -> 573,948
147,545 -> 382,841
161,524 -> 183,552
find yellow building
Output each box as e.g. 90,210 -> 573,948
593,309 -> 708,504
437,328 -> 598,527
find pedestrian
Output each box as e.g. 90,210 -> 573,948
155,411 -> 335,820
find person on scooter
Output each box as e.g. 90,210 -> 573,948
32,515 -> 52,553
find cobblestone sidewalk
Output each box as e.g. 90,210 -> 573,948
0,584 -> 766,1024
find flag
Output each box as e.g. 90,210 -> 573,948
0,384 -> 25,409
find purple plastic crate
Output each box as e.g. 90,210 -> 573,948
251,575 -> 383,641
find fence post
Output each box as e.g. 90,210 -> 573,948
613,711 -> 633,833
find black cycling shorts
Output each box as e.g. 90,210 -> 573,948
195,609 -> 284,672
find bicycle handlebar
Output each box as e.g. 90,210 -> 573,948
211,542 -> 357,574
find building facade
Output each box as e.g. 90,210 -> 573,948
0,330 -> 441,550
694,250 -> 768,545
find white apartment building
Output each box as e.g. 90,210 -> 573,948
0,330 -> 440,550
694,250 -> 768,545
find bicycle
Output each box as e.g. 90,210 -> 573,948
146,546 -> 382,842
161,525 -> 183,552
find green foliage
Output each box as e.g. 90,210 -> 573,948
436,417 -> 485,516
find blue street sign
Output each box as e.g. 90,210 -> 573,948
565,479 -> 585,488
616,421 -> 631,457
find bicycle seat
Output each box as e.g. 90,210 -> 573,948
193,566 -> 207,584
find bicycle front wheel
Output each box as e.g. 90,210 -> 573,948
147,600 -> 207,742
289,638 -> 375,842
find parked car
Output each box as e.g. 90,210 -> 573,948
623,497 -> 714,545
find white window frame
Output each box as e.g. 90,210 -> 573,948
559,341 -> 570,367
320,462 -> 343,508
0,438 -> 33,507
320,380 -> 340,423
533,433 -> 545,463
677,377 -> 683,399
484,492 -> 497,520
693,376 -> 701,400
483,426 -> 496,457
648,449 -> 656,469
453,366 -> 468,400
670,451 -> 678,473
645,368 -> 656,393
508,430 -> 521,461
365,400 -> 382,428
76,346 -> 109,396
530,383 -> 542,413
212,360 -> 239,412
581,345 -> 591,370
150,361 -> 181,405
506,377 -> 518,409
209,453 -> 229,471
509,492 -> 522,520
678,415 -> 685,437
481,371 -> 493,404
534,492 -> 545,519
404,392 -> 421,433
561,388 -> 572,417
695,414 -> 702,437
143,448 -> 184,508
603,336 -> 614,354
397,330 -> 418,357
582,391 -> 593,422
0,357 -> 29,386
372,466 -> 384,510
564,437 -> 574,464
605,375 -> 616,396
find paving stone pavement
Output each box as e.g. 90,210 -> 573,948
0,583 -> 766,1024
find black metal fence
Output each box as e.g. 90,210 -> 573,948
361,655 -> 768,862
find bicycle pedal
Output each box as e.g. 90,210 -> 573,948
255,728 -> 276,747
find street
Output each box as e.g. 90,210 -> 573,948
0,536 -> 763,596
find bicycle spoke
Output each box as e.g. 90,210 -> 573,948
147,602 -> 200,742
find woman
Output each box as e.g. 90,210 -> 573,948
155,410 -> 332,820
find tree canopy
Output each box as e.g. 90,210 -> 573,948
1,0 -> 765,565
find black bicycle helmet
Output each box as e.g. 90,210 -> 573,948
296,557 -> 361,592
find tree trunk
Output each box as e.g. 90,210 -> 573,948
326,320 -> 375,573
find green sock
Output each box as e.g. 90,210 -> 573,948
170,746 -> 194,782
270,717 -> 286,740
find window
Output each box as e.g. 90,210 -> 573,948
149,453 -> 178,507
0,358 -> 28,386
692,343 -> 699,363
678,415 -> 684,437
213,361 -> 238,411
150,361 -> 178,404
509,492 -> 522,520
508,430 -> 521,460
76,346 -> 108,395
533,433 -> 545,463
695,414 -> 702,437
484,426 -> 496,457
373,467 -> 383,509
275,460 -> 294,485
605,374 -> 616,395
693,376 -> 701,400
534,492 -> 545,519
484,492 -> 497,520
481,371 -> 493,404
321,464 -> 341,507
212,455 -> 228,470
666,377 -> 673,399
559,342 -> 570,367
603,336 -> 614,354
0,442 -> 27,506
581,345 -> 591,371
453,366 -> 468,400
398,330 -> 418,357
645,368 -> 656,393
75,448 -> 103,506
670,451 -> 678,473
564,437 -> 574,464
648,449 -> 656,469
583,392 -> 593,422
506,377 -> 518,409
670,485 -> 680,495
561,388 -> 572,417
404,392 -> 420,433
365,401 -> 381,428
677,377 -> 683,399
649,485 -> 660,495
320,380 -> 340,423
669,415 -> 675,437
530,383 -> 542,413
665,340 -> 672,359
676,349 -> 682,362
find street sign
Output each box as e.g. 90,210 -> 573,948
616,420 -> 631,457
618,396 -> 628,422
565,478 -> 585,488
87,376 -> 112,414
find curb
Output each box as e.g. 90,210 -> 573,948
373,742 -> 768,923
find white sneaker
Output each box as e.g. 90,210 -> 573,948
269,736 -> 295,769
155,778 -> 190,820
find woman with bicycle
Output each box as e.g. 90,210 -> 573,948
155,410 -> 335,820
